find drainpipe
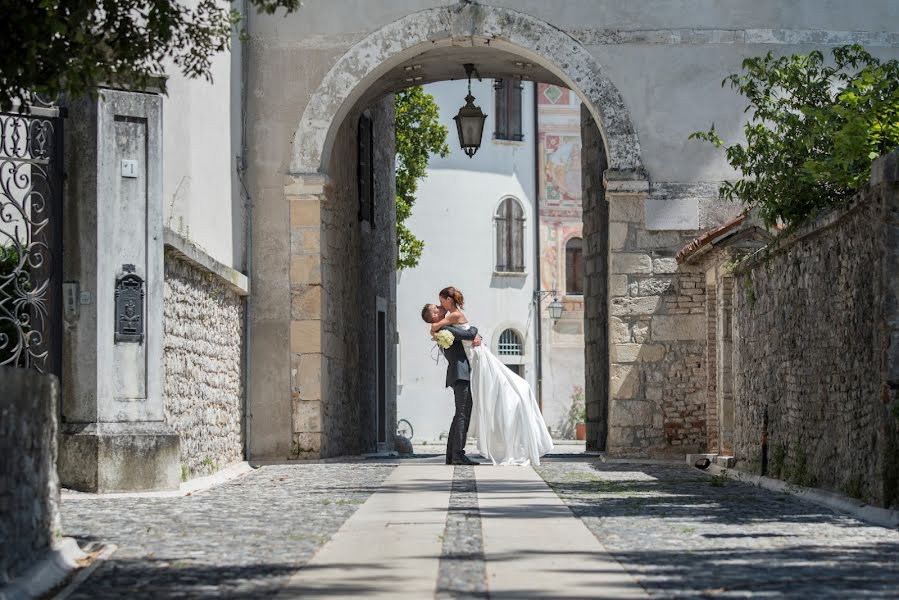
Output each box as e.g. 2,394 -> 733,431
237,0 -> 253,462
532,82 -> 544,411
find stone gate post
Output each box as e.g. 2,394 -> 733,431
58,87 -> 180,492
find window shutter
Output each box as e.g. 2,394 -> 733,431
495,200 -> 508,271
357,113 -> 374,224
494,79 -> 507,140
511,80 -> 523,141
566,237 -> 584,294
511,201 -> 524,272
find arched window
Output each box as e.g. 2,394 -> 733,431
565,237 -> 584,295
497,329 -> 523,356
495,198 -> 525,273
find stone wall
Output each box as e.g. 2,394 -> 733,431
581,105 -> 609,450
164,254 -> 245,478
607,211 -> 710,456
0,368 -> 60,581
296,94 -> 397,458
358,96 -> 398,453
733,153 -> 899,507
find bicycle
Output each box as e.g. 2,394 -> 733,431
396,418 -> 414,440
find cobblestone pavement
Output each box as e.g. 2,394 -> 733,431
60,455 -> 899,599
60,463 -> 395,598
535,458 -> 899,598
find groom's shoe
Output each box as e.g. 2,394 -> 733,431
450,454 -> 480,466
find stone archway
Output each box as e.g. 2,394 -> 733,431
289,3 -> 645,178
270,3 -> 650,460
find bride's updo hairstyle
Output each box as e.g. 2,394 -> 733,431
439,286 -> 464,309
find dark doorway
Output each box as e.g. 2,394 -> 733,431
377,309 -> 387,446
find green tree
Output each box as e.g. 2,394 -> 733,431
395,86 -> 449,270
691,44 -> 899,228
0,1 -> 301,110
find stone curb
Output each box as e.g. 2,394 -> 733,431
692,459 -> 899,529
0,538 -> 86,600
61,461 -> 254,500
50,544 -> 117,600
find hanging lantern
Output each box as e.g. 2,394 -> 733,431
453,63 -> 487,158
548,298 -> 564,320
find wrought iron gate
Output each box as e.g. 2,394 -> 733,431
0,105 -> 64,375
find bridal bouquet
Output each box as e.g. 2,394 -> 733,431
434,329 -> 455,349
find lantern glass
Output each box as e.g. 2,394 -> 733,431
548,298 -> 564,320
453,94 -> 487,158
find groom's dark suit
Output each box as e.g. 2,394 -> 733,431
439,324 -> 479,464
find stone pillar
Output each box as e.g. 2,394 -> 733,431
285,173 -> 325,459
58,88 -> 180,492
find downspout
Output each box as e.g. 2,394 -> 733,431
237,0 -> 253,461
532,82 -> 544,411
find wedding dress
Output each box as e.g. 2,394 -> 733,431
457,323 -> 554,466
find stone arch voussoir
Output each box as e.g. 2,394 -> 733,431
289,3 -> 645,178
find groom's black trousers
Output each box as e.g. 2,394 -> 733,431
447,380 -> 473,462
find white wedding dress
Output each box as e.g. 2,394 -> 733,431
457,323 -> 554,466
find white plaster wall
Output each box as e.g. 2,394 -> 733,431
161,21 -> 243,270
396,79 -> 538,442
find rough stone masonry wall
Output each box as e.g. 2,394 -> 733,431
0,368 -> 60,581
581,105 -> 609,450
312,95 -> 397,458
733,156 -> 899,507
357,96 -> 398,453
164,256 -> 244,478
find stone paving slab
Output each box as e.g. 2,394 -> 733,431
59,463 -> 396,598
278,464 -> 453,599
535,459 -> 899,598
477,464 -> 646,599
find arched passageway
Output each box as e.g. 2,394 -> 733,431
250,3 -> 659,460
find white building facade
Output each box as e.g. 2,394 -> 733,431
396,79 -> 540,442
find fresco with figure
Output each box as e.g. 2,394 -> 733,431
536,83 -> 587,437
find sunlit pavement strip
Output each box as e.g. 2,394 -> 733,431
476,465 -> 647,599
278,464 -> 453,599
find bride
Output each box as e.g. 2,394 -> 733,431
430,286 -> 554,466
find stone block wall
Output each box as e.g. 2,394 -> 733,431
0,368 -> 60,581
164,254 -> 245,478
606,207 -> 710,456
733,153 -> 899,507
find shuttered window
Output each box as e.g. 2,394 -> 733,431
493,79 -> 523,141
495,198 -> 525,273
357,112 -> 374,224
566,237 -> 584,295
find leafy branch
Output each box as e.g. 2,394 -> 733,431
690,44 -> 899,228
394,86 -> 449,270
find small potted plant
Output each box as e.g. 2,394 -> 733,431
567,385 -> 586,441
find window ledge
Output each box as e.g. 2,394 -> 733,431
493,270 -> 527,277
492,137 -> 526,146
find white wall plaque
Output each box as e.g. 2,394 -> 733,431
120,159 -> 138,178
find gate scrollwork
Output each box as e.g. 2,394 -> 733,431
0,108 -> 62,374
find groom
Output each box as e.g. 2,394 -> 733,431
421,303 -> 482,465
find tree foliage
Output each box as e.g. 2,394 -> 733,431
0,1 -> 301,110
691,44 -> 899,228
395,86 -> 449,270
